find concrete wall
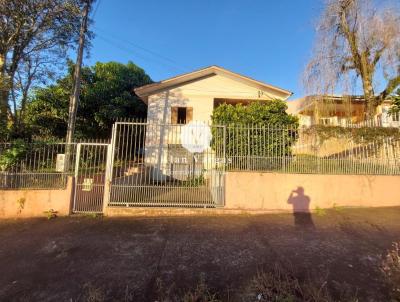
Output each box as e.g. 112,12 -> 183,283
0,177 -> 73,218
225,172 -> 400,211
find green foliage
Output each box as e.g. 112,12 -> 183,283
303,125 -> 400,144
211,100 -> 299,168
389,89 -> 400,115
43,209 -> 58,220
211,100 -> 298,125
314,206 -> 327,217
183,171 -> 206,187
0,140 -> 27,171
25,61 -> 152,139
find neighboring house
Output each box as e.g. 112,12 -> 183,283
287,95 -> 400,127
134,65 -> 292,180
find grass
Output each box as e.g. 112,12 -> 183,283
80,262 -> 360,302
381,242 -> 400,301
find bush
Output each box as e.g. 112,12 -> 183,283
211,100 -> 299,168
0,140 -> 27,172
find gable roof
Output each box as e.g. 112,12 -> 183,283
134,65 -> 293,99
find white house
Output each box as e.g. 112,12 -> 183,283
134,65 -> 292,124
134,66 -> 292,180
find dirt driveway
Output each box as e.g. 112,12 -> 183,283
0,207 -> 399,301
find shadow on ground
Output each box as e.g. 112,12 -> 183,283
0,207 -> 399,301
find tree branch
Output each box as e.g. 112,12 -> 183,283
378,74 -> 400,102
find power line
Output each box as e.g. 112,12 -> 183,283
91,0 -> 101,18
95,35 -> 281,95
94,26 -> 191,72
95,34 -> 184,73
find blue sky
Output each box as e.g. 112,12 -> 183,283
86,0 -> 323,100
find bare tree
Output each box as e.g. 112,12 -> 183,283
0,0 -> 84,137
304,0 -> 400,117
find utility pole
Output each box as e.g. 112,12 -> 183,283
65,0 -> 91,171
66,0 -> 91,144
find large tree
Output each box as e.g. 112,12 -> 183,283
25,61 -> 152,139
304,0 -> 400,116
0,0 -> 86,139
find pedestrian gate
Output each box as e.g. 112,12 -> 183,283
73,142 -> 110,213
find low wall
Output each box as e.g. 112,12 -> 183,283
225,172 -> 400,211
0,177 -> 73,218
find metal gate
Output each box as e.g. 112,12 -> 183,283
105,121 -> 225,208
73,142 -> 110,213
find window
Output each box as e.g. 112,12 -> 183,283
319,117 -> 337,125
393,112 -> 400,122
171,107 -> 193,124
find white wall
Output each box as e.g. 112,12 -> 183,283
144,74 -> 288,180
146,73 -> 288,124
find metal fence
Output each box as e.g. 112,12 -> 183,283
1,121 -> 399,193
0,141 -> 77,189
107,121 -> 225,207
220,124 -> 400,175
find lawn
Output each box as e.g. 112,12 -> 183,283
0,207 -> 400,301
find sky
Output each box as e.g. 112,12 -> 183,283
85,0 -> 324,100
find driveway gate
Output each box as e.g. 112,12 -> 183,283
73,142 -> 110,213
105,121 -> 225,208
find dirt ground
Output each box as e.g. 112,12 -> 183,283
0,207 -> 400,301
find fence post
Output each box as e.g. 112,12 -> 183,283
223,125 -> 226,172
102,124 -> 117,213
72,143 -> 81,212
247,127 -> 250,170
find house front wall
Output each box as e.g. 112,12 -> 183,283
146,73 -> 289,124
144,74 -> 288,180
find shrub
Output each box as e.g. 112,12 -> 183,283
0,140 -> 27,172
211,100 -> 299,169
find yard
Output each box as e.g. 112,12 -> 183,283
0,207 -> 400,301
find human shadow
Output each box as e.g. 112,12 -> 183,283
287,186 -> 315,230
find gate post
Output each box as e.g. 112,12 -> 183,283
103,124 -> 117,214
102,144 -> 113,214
72,143 -> 81,212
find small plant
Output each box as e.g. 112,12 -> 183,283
246,264 -> 301,302
43,209 -> 58,219
82,283 -> 105,302
245,263 -> 358,302
314,206 -> 327,217
84,213 -> 103,219
183,170 -> 206,187
16,197 -> 26,214
0,140 -> 27,172
181,276 -> 220,302
381,242 -> 400,300
155,276 -> 220,302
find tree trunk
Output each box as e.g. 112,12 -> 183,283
0,53 -> 10,135
361,74 -> 376,119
